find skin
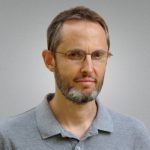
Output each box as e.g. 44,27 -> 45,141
42,20 -> 108,138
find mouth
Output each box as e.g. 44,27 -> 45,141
74,77 -> 96,85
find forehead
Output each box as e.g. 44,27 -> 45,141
62,20 -> 106,37
57,20 -> 108,51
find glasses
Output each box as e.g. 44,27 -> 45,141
55,49 -> 112,64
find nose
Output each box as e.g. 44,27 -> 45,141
80,55 -> 94,74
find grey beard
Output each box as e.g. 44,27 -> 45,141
55,74 -> 101,104
54,66 -> 104,104
66,88 -> 99,104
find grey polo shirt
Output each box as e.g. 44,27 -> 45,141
0,93 -> 150,150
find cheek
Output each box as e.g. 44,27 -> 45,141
56,62 -> 79,80
95,65 -> 106,79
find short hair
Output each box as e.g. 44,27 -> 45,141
47,6 -> 110,54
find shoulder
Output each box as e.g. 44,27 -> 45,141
107,108 -> 148,132
99,103 -> 149,133
0,107 -> 36,131
0,108 -> 37,145
107,107 -> 150,148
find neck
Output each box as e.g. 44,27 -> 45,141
49,90 -> 97,138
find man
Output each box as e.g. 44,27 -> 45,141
0,6 -> 150,150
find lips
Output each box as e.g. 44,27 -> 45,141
74,77 -> 96,83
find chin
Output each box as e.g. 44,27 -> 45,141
65,88 -> 99,104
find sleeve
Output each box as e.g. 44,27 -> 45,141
134,123 -> 150,150
0,123 -> 12,150
0,131 -> 8,150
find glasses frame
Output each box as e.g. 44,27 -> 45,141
55,49 -> 113,63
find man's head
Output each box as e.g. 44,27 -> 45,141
47,6 -> 110,54
43,6 -> 112,104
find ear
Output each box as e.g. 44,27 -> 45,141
42,49 -> 55,72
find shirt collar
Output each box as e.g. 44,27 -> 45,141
92,98 -> 114,133
35,94 -> 114,139
35,94 -> 62,139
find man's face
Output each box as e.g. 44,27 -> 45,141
54,20 -> 108,104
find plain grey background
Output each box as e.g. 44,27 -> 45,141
0,0 -> 150,130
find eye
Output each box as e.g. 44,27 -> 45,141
92,50 -> 105,59
67,50 -> 84,60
